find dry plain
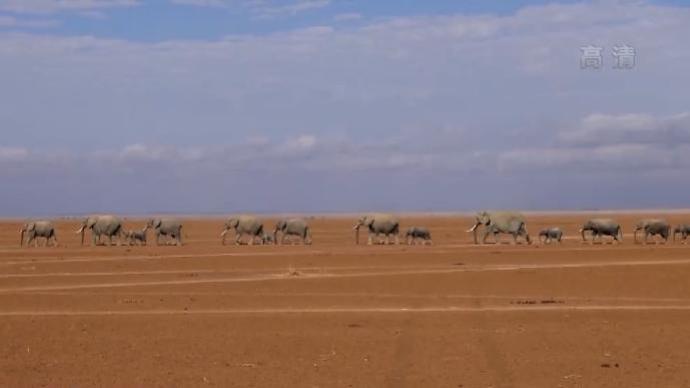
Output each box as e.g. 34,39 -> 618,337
2,213 -> 690,387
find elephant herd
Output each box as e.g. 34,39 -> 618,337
18,215 -> 313,247
17,212 -> 690,248
466,212 -> 690,245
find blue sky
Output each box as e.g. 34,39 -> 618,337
1,0 -> 690,216
3,1 -> 589,41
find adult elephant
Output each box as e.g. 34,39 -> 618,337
353,214 -> 400,245
20,221 -> 58,247
148,218 -> 183,246
580,218 -> 622,243
673,224 -> 690,243
274,218 -> 312,245
634,219 -> 670,244
75,215 -> 124,246
221,215 -> 264,245
467,211 -> 531,244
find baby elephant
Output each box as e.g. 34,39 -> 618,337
405,227 -> 432,245
673,224 -> 690,243
124,225 -> 148,246
538,227 -> 563,244
261,233 -> 275,245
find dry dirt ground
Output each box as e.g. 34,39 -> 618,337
2,213 -> 690,387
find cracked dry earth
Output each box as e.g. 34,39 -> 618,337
2,214 -> 690,387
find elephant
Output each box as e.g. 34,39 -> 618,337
221,215 -> 264,245
467,211 -> 531,245
405,226 -> 432,245
580,218 -> 622,243
261,232 -> 275,245
538,227 -> 563,244
20,221 -> 58,247
634,219 -> 670,244
274,218 -> 312,245
75,215 -> 124,246
148,218 -> 183,246
353,214 -> 400,245
124,225 -> 149,246
673,224 -> 690,243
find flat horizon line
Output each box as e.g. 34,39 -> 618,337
3,208 -> 690,221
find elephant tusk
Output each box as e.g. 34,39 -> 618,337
220,230 -> 228,237
467,224 -> 479,233
75,227 -> 84,234
352,225 -> 360,230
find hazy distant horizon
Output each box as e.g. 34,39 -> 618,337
2,0 -> 690,216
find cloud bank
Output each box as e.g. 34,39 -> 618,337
1,0 -> 690,215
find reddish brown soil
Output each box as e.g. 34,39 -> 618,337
2,214 -> 690,387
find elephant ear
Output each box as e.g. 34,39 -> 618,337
27,222 -> 36,231
87,218 -> 97,228
154,219 -> 162,228
230,219 -> 239,228
365,217 -> 375,227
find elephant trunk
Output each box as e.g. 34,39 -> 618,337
618,227 -> 623,242
274,229 -> 279,245
353,224 -> 360,245
634,228 -> 639,244
673,228 -> 677,242
579,228 -> 586,242
220,229 -> 228,245
19,228 -> 25,247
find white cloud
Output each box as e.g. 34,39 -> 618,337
255,0 -> 330,18
500,111 -> 690,172
0,15 -> 57,27
0,0 -> 140,14
561,112 -> 690,146
170,0 -> 331,18
0,146 -> 29,161
333,12 -> 361,22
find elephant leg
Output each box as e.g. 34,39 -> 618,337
248,234 -> 255,246
394,233 -> 400,245
235,233 -> 241,246
367,232 -> 373,245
